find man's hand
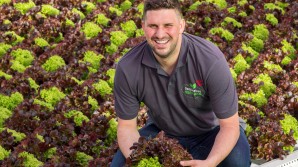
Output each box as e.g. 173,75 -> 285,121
180,160 -> 215,167
180,112 -> 240,167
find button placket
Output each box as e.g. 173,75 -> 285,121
167,74 -> 176,93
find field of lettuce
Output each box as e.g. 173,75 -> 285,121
0,0 -> 297,166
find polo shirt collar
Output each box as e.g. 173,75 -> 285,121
176,33 -> 188,68
141,33 -> 188,69
141,43 -> 156,68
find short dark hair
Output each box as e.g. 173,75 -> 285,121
142,0 -> 183,20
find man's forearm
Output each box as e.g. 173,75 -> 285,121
205,125 -> 240,166
117,125 -> 140,158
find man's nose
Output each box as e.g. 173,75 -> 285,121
154,27 -> 166,38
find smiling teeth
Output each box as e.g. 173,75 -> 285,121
155,40 -> 168,44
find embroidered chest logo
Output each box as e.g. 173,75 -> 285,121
182,80 -> 205,98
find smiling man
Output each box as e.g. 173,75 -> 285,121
111,0 -> 251,166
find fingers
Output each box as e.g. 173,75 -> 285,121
180,160 -> 195,166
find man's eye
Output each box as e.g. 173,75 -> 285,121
149,25 -> 157,28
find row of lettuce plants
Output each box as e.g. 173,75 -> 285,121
0,0 -> 297,166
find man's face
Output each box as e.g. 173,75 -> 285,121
142,9 -> 185,59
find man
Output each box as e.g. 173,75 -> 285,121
111,0 -> 251,166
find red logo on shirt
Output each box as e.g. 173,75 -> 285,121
196,80 -> 203,87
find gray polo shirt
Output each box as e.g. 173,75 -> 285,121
114,33 -> 238,136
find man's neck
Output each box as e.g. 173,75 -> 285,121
154,36 -> 182,75
156,54 -> 179,75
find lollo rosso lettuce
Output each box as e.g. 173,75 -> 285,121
126,131 -> 193,166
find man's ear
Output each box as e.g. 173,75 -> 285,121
141,20 -> 145,30
179,19 -> 186,34
141,14 -> 146,30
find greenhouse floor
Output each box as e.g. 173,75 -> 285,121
251,142 -> 298,167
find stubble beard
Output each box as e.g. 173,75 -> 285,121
150,38 -> 178,59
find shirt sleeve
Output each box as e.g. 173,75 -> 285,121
206,58 -> 238,119
114,64 -> 140,120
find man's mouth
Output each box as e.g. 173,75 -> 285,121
154,39 -> 169,44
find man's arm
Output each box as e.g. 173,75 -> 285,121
204,112 -> 240,166
117,117 -> 140,158
180,112 -> 240,167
